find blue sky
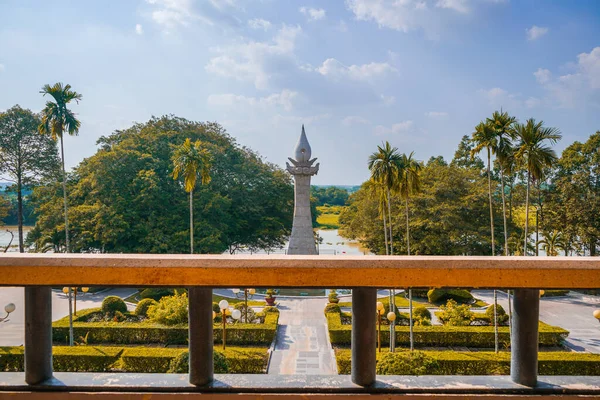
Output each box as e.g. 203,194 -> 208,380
0,0 -> 599,184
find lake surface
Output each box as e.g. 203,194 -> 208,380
0,226 -> 32,250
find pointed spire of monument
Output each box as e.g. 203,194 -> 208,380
294,124 -> 312,162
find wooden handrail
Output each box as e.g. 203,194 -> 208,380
1,254 -> 599,288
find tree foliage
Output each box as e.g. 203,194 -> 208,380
29,116 -> 293,254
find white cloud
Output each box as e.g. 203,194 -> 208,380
425,111 -> 448,118
135,24 -> 144,35
380,94 -> 395,106
316,58 -> 397,81
299,7 -> 326,21
436,0 -> 469,14
374,121 -> 414,135
526,25 -> 548,41
207,89 -> 298,111
534,68 -> 551,84
345,0 -> 502,34
478,87 -> 522,109
248,18 -> 271,31
205,24 -> 302,89
342,116 -> 370,126
145,0 -> 211,30
534,47 -> 600,107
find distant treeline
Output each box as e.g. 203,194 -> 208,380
311,186 -> 354,206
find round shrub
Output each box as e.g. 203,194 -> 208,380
427,289 -> 473,305
438,299 -> 475,326
212,302 -> 221,314
485,304 -> 509,325
324,303 -> 341,314
376,351 -> 439,375
234,303 -> 258,323
135,298 -> 158,317
101,296 -> 127,314
168,351 -> 228,373
412,306 -> 432,326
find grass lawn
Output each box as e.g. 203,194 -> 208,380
338,293 -> 488,308
316,205 -> 345,229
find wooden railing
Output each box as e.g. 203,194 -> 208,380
1,254 -> 600,398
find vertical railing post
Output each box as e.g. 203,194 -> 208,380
188,287 -> 213,386
25,287 -> 53,385
351,288 -> 376,386
510,288 -> 539,387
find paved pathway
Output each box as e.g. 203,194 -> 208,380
268,298 -> 337,375
0,287 -> 137,346
473,290 -> 600,353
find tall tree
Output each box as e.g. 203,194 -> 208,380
487,110 -> 516,256
368,142 -> 401,255
513,119 -> 561,255
397,152 -> 421,351
0,106 -> 59,252
38,83 -> 82,253
471,120 -> 501,352
172,138 -> 212,254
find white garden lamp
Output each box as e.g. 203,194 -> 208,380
594,309 -> 600,324
232,309 -> 242,321
219,300 -> 229,349
1,303 -> 15,323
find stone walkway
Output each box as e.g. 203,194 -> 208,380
268,298 -> 337,375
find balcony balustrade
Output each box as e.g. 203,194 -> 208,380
1,254 -> 600,398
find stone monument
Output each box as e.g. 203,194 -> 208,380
286,125 -> 319,255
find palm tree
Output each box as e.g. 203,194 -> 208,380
368,142 -> 401,256
538,230 -> 566,256
172,138 -> 212,254
397,152 -> 421,351
368,142 -> 401,352
487,110 -> 516,256
367,180 -> 389,255
513,119 -> 562,256
471,121 -> 500,352
38,83 -> 82,254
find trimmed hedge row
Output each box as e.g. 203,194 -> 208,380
120,347 -> 268,374
53,310 -> 279,346
0,346 -> 123,372
0,346 -> 268,374
326,312 -> 568,348
335,349 -> 600,375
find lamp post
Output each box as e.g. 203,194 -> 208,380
232,288 -> 255,322
62,287 -> 74,346
594,310 -> 600,324
387,310 -> 396,352
1,303 -> 16,323
218,299 -> 242,350
376,301 -> 384,353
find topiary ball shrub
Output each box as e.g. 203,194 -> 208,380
101,296 -> 127,315
147,292 -> 188,326
412,306 -> 432,326
324,303 -> 342,314
135,298 -> 158,317
485,304 -> 509,325
212,302 -> 221,314
427,288 -> 473,305
376,351 -> 439,375
262,306 -> 280,314
168,351 -> 228,373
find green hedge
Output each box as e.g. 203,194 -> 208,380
335,349 -> 600,375
326,313 -> 568,348
53,310 -> 279,346
1,346 -> 268,374
1,346 -> 123,372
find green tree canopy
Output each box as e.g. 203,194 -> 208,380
29,116 -> 293,254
